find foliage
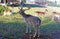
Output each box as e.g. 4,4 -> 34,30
0,5 -> 10,15
22,0 -> 26,3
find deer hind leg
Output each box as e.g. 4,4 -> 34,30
33,25 -> 38,37
33,22 -> 40,37
33,26 -> 40,37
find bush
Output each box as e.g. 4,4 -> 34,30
0,5 -> 10,15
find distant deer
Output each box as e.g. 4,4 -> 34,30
18,7 -> 41,37
52,12 -> 60,22
3,10 -> 12,16
3,6 -> 13,16
35,11 -> 45,16
2,9 -> 13,20
35,9 -> 48,21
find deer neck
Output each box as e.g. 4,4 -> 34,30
20,12 -> 27,18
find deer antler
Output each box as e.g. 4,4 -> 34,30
18,6 -> 23,9
24,6 -> 31,11
18,6 -> 31,13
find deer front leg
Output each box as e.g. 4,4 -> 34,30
37,26 -> 40,37
33,27 -> 37,37
26,24 -> 32,33
26,24 -> 29,33
29,24 -> 32,33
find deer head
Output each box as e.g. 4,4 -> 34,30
18,6 -> 31,14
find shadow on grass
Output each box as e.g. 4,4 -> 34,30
40,22 -> 60,39
0,20 -> 26,39
0,20 -> 60,39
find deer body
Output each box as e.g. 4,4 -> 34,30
19,7 -> 41,37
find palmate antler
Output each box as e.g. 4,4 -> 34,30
18,6 -> 31,11
24,6 -> 31,11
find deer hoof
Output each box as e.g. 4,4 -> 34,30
33,34 -> 36,37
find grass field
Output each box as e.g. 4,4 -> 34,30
0,7 -> 60,39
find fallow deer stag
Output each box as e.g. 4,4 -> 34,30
18,7 -> 41,37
